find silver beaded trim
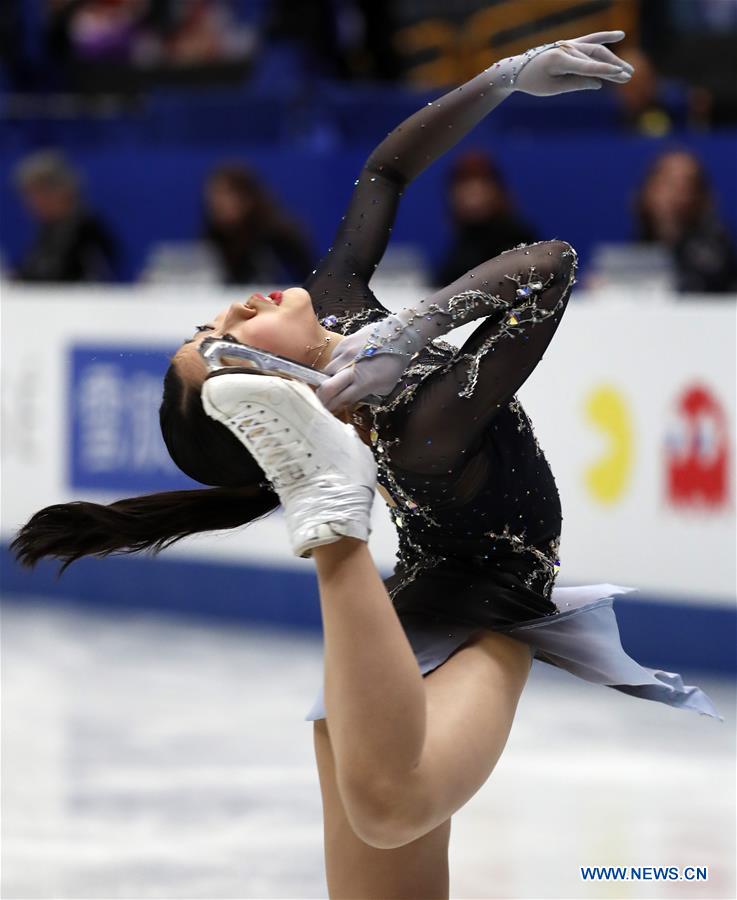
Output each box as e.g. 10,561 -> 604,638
485,526 -> 561,596
486,41 -> 561,88
508,396 -> 543,458
433,244 -> 578,401
387,525 -> 447,601
319,306 -> 387,335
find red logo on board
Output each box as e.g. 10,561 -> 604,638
666,384 -> 730,508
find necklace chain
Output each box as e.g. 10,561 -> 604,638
306,333 -> 332,368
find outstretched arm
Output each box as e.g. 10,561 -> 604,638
364,31 -> 631,188
306,32 -> 632,330
316,32 -> 632,408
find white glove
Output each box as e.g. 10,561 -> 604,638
498,30 -> 634,95
316,314 -> 417,412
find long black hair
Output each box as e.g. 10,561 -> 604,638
11,366 -> 279,572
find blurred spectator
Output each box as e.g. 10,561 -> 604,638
639,0 -> 737,128
202,162 -> 313,285
48,0 -> 146,65
137,0 -> 254,69
266,0 -> 399,81
12,150 -> 118,283
46,0 -> 254,89
634,149 -> 737,294
434,151 -> 537,287
615,45 -> 716,134
616,47 -> 674,136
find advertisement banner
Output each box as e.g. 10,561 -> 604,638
1,287 -> 735,606
69,345 -> 195,492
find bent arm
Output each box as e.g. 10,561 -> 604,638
389,240 -> 577,472
318,238 -> 578,409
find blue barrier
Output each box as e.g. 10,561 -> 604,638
1,546 -> 734,676
0,546 -> 323,632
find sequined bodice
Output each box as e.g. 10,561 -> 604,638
350,339 -> 562,602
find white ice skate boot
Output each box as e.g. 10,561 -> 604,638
201,373 -> 377,558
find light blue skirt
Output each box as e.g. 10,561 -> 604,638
303,584 -> 723,722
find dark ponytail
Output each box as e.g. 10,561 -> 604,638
11,486 -> 277,572
12,364 -> 280,572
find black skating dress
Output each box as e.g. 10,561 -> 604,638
299,71 -> 721,722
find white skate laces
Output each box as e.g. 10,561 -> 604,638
201,373 -> 377,558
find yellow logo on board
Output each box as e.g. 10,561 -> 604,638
584,385 -> 633,504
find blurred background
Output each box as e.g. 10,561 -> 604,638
1,2 -> 735,898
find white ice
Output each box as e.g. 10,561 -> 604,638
2,598 -> 734,899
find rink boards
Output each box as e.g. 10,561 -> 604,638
1,286 -> 735,671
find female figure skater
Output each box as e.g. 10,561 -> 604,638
14,31 -> 720,899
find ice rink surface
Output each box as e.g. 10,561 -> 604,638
2,597 -> 734,900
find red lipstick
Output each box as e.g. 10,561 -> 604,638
268,291 -> 283,305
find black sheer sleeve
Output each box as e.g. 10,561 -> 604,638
304,36 -> 629,332
303,66 -> 515,331
301,165 -> 399,332
386,240 -> 577,474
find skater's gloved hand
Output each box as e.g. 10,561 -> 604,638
315,314 -> 419,412
498,31 -> 634,95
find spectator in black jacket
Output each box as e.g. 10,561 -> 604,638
13,151 -> 117,283
434,150 -> 537,287
634,149 -> 737,294
202,162 -> 313,286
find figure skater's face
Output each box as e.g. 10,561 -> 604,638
173,287 -> 342,386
